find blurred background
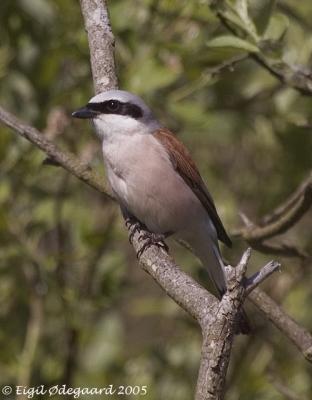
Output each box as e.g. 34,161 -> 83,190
0,0 -> 312,399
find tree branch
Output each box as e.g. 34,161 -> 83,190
249,288 -> 312,362
196,249 -> 280,399
0,105 -> 113,199
235,183 -> 312,242
232,172 -> 312,258
79,0 -> 118,94
127,222 -> 218,327
247,240 -> 308,259
213,6 -> 312,96
244,260 -> 281,294
262,172 -> 312,225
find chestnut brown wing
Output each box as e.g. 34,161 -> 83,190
154,128 -> 232,247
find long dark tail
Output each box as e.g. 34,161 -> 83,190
210,244 -> 252,335
236,309 -> 252,335
188,237 -> 252,334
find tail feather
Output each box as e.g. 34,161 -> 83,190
189,237 -> 251,335
194,239 -> 227,296
237,309 -> 252,335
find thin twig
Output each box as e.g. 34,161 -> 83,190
249,288 -> 312,362
237,185 -> 312,242
213,8 -> 312,96
245,261 -> 281,294
248,240 -> 308,259
232,173 -> 312,259
262,172 -> 312,224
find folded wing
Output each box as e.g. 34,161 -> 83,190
154,128 -> 232,248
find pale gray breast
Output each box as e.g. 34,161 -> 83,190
102,133 -> 208,233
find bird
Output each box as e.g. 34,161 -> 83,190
72,90 -> 250,334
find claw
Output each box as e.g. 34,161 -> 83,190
125,217 -> 134,228
136,232 -> 169,258
126,220 -> 142,244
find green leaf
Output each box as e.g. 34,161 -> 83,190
19,0 -> 55,24
264,13 -> 289,42
235,0 -> 249,22
235,0 -> 259,40
206,35 -> 259,53
125,56 -> 178,94
254,0 -> 277,35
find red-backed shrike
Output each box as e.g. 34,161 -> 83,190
72,90 -> 249,333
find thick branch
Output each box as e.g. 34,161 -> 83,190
196,249 -> 280,399
0,106 -> 113,199
195,250 -> 251,400
79,0 -> 117,93
127,223 -> 219,326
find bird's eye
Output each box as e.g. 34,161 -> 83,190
106,100 -> 120,112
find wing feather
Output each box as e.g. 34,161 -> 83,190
154,128 -> 232,247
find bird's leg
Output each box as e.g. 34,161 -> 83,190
121,206 -> 144,244
137,231 -> 170,258
124,216 -> 144,244
128,220 -> 143,244
121,205 -> 170,257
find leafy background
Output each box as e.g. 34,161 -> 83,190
0,0 -> 311,399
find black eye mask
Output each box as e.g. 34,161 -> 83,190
86,100 -> 143,119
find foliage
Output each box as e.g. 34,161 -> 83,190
0,0 -> 311,399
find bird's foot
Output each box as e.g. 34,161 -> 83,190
125,218 -> 143,244
137,232 -> 169,258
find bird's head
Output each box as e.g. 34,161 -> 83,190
72,90 -> 160,140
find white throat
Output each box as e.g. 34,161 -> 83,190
92,114 -> 161,142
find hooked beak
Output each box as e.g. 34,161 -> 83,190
72,106 -> 98,119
